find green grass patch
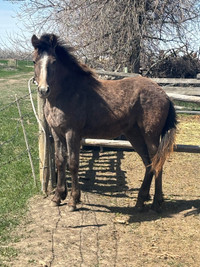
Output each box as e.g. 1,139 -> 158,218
174,100 -> 200,111
0,246 -> 18,266
0,71 -> 40,264
0,59 -> 33,78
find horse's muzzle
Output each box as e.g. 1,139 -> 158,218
38,86 -> 50,98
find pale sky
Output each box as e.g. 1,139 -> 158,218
0,0 -> 24,47
0,0 -> 200,53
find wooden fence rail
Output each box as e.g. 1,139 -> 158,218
81,138 -> 200,154
167,93 -> 200,104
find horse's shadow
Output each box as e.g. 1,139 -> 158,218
85,199 -> 200,223
67,148 -> 200,222
78,148 -> 131,197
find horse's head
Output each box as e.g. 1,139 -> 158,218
32,33 -> 98,99
31,34 -> 58,98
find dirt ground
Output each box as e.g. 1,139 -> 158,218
6,116 -> 200,267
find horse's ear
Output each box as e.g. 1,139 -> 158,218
50,34 -> 57,48
31,35 -> 39,49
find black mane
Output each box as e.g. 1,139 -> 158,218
36,34 -> 97,78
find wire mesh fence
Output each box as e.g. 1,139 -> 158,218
0,89 -> 40,252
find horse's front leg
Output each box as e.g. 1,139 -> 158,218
51,130 -> 67,206
66,130 -> 81,211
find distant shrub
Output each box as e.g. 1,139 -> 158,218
148,51 -> 200,78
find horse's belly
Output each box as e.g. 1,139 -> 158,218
82,118 -> 130,139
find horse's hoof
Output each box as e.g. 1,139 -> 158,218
151,203 -> 162,213
135,205 -> 146,212
144,194 -> 151,201
68,205 -> 76,212
135,199 -> 145,212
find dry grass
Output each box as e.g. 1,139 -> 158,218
176,115 -> 200,145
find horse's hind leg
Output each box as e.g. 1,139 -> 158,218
136,165 -> 154,209
66,130 -> 81,211
145,138 -> 164,212
51,131 -> 67,206
125,125 -> 154,210
151,169 -> 163,212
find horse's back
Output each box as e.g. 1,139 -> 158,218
100,76 -> 169,114
82,76 -> 169,139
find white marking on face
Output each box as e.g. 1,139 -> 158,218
39,52 -> 49,88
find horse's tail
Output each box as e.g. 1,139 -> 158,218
151,100 -> 177,174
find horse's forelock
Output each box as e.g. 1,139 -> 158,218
33,34 -> 58,51
40,34 -> 58,48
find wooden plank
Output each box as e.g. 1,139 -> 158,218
96,69 -> 140,78
175,144 -> 200,153
149,78 -> 200,85
176,110 -> 200,115
81,138 -> 200,153
37,95 -> 50,193
162,86 -> 200,96
81,138 -> 132,149
167,93 -> 200,104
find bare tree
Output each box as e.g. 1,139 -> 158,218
7,0 -> 200,72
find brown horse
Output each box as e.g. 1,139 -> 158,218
31,33 -> 177,212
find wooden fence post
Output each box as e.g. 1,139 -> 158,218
37,95 -> 56,193
37,94 -> 49,193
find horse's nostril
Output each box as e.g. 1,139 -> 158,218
38,86 -> 50,97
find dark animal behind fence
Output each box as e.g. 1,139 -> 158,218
31,33 -> 177,212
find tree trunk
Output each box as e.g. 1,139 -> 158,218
129,36 -> 141,73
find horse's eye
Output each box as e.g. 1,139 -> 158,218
51,59 -> 56,64
33,61 -> 36,65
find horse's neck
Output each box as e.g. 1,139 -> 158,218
47,75 -> 77,104
49,67 -> 99,103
